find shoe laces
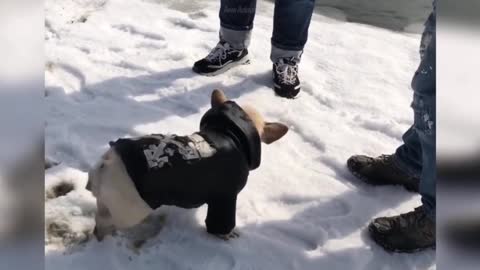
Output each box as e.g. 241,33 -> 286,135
206,42 -> 230,62
377,154 -> 393,165
275,58 -> 299,85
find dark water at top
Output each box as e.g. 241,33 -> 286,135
312,0 -> 432,33
158,0 -> 433,33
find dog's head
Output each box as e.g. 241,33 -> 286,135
210,89 -> 288,144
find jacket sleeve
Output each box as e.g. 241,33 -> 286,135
205,194 -> 237,235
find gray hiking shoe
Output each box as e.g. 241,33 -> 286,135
369,206 -> 436,253
192,41 -> 249,76
273,57 -> 301,99
347,154 -> 420,192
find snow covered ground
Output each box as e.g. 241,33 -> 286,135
45,0 -> 435,269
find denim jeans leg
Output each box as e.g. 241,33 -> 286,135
219,0 -> 257,49
393,126 -> 423,178
270,0 -> 315,63
393,11 -> 436,180
416,93 -> 436,220
415,11 -> 436,219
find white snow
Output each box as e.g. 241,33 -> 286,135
45,0 -> 435,269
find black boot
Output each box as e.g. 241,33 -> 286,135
369,206 -> 435,253
347,154 -> 420,192
192,41 -> 249,76
273,57 -> 301,99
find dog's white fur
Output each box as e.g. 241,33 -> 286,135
88,90 -> 288,240
89,148 -> 153,239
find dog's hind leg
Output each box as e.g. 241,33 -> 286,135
93,200 -> 116,241
99,149 -> 153,229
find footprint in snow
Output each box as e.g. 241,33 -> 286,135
135,42 -> 168,50
278,195 -> 351,218
299,199 -> 352,221
167,17 -> 216,32
301,82 -> 336,109
188,11 -> 208,20
112,24 -> 165,41
261,223 -> 325,251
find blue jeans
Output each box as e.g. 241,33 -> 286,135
394,11 -> 436,219
219,0 -> 316,62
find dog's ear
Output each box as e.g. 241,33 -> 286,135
261,122 -> 289,144
211,89 -> 228,108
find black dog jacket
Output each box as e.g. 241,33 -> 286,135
111,101 -> 261,234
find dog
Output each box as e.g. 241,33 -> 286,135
86,89 -> 288,241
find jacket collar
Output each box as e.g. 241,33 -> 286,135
200,101 -> 261,170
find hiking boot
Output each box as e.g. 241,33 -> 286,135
369,206 -> 436,253
273,57 -> 301,99
347,154 -> 420,192
192,41 -> 249,76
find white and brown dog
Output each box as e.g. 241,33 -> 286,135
86,89 -> 288,241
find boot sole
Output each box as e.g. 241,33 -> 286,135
273,85 -> 301,99
193,56 -> 250,77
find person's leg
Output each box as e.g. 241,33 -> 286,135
270,0 -> 315,98
219,0 -> 257,49
347,123 -> 422,192
414,11 -> 437,219
416,93 -> 436,219
347,12 -> 437,191
270,0 -> 315,62
393,11 -> 436,180
193,0 -> 255,75
393,126 -> 423,178
368,10 -> 436,253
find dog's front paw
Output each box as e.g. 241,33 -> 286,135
215,230 -> 240,241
